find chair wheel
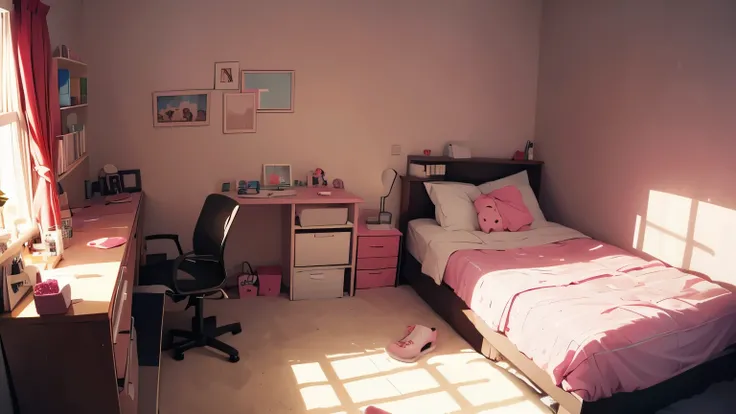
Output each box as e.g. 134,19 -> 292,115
173,353 -> 184,361
229,354 -> 240,363
232,327 -> 242,335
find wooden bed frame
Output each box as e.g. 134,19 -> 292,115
398,155 -> 736,414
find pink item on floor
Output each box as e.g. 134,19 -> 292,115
86,236 -> 127,249
365,406 -> 391,414
386,324 -> 437,363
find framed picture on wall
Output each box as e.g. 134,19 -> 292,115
223,92 -> 257,134
214,61 -> 240,90
153,90 -> 210,127
241,70 -> 294,112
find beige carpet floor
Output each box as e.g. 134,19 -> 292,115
158,286 -> 735,414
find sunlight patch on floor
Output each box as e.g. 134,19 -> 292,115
300,384 -> 342,410
292,362 -> 329,384
365,391 -> 461,414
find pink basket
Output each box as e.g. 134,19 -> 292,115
238,275 -> 258,299
256,265 -> 282,296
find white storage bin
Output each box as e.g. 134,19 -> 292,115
296,207 -> 348,227
294,231 -> 351,267
293,267 -> 345,300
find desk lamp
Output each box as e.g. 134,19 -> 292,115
366,168 -> 398,230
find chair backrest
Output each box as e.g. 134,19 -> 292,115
192,194 -> 240,259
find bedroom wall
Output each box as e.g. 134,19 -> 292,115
82,0 -> 542,268
535,0 -> 736,287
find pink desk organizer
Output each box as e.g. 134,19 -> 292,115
256,266 -> 282,296
34,282 -> 72,315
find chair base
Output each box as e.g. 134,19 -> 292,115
164,305 -> 242,363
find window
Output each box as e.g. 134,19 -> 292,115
0,9 -> 33,238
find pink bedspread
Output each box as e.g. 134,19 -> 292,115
444,238 -> 736,401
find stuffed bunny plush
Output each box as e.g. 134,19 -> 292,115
474,194 -> 504,233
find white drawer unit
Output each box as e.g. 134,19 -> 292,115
293,267 -> 345,300
294,231 -> 351,267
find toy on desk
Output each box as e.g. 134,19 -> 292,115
332,178 -> 344,189
33,271 -> 73,315
237,180 -> 260,195
312,168 -> 328,187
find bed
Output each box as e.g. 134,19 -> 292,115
398,156 -> 736,414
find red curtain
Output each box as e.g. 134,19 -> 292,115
13,0 -> 60,231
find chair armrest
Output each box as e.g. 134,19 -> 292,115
170,252 -> 222,294
145,233 -> 184,255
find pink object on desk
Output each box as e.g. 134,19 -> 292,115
33,279 -> 73,315
87,236 -> 127,249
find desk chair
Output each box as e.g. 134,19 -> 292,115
140,193 -> 242,362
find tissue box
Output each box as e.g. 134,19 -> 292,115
34,282 -> 72,315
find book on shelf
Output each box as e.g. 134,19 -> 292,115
56,126 -> 86,177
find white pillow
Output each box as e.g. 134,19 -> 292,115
477,171 -> 546,226
424,182 -> 481,231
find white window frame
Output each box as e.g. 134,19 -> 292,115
0,8 -> 35,249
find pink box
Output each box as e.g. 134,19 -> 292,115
256,266 -> 282,296
238,274 -> 258,299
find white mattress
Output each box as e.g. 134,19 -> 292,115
406,218 -> 588,284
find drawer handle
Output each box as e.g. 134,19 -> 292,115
309,273 -> 325,280
369,245 -> 383,248
314,234 -> 335,238
368,271 -> 382,275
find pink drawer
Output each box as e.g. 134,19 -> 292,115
356,268 -> 396,289
357,236 -> 400,258
357,256 -> 398,270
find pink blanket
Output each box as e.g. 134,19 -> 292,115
444,238 -> 736,401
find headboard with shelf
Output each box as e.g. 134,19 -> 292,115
399,156 -> 543,234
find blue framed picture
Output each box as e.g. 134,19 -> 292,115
153,90 -> 211,127
241,70 -> 294,113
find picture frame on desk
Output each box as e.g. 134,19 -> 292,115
118,169 -> 142,193
263,164 -> 292,188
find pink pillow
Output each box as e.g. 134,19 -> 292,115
474,194 -> 504,233
474,186 -> 534,233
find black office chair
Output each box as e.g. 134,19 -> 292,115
139,193 -> 242,363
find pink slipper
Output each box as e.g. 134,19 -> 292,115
365,406 -> 391,414
386,325 -> 437,363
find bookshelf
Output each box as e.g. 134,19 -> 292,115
53,55 -> 88,184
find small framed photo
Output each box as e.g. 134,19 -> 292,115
223,92 -> 257,134
241,70 -> 294,112
118,169 -> 142,192
214,61 -> 240,90
153,90 -> 210,127
263,164 -> 292,188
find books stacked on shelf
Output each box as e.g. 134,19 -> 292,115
56,126 -> 86,177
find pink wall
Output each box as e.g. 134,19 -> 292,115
535,1 -> 736,285
83,0 -> 542,269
